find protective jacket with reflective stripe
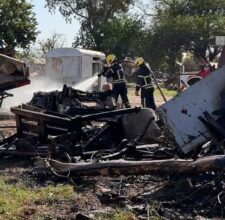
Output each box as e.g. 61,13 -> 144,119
135,64 -> 154,92
105,63 -> 125,84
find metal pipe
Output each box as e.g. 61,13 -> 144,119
149,68 -> 167,103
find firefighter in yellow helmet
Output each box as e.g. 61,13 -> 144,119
99,54 -> 130,108
133,57 -> 156,110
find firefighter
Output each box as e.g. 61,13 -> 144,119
133,57 -> 156,110
99,54 -> 130,108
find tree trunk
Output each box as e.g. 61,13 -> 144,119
46,155 -> 225,177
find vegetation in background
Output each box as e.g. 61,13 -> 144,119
43,0 -> 225,74
149,0 -> 225,72
38,32 -> 65,56
45,0 -> 134,50
0,0 -> 38,51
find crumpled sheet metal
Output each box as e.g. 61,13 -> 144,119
159,65 -> 225,154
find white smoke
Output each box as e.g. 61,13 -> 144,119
1,74 -> 99,112
74,75 -> 98,91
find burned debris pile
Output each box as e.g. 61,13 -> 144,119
1,74 -> 225,219
28,84 -> 114,115
2,65 -> 225,180
1,85 -> 168,166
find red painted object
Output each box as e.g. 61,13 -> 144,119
197,65 -> 211,78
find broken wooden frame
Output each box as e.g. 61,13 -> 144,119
9,105 -> 141,155
11,105 -> 141,140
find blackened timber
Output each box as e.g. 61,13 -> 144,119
11,107 -> 71,127
79,107 -> 141,121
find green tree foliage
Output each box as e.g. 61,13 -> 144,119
45,0 -> 134,50
153,0 -> 225,65
177,0 -> 225,61
0,0 -> 38,50
74,15 -> 147,58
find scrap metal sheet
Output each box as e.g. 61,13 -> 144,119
159,65 -> 225,154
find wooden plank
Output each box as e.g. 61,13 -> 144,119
22,121 -> 69,136
22,121 -> 40,134
21,104 -> 45,112
15,115 -> 22,137
11,107 -> 71,127
39,120 -> 47,141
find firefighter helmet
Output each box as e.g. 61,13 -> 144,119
133,57 -> 144,67
106,54 -> 116,65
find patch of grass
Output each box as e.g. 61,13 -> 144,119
95,210 -> 136,220
111,212 -> 135,220
127,83 -> 177,98
0,177 -> 74,219
154,88 -> 177,97
128,87 -> 177,99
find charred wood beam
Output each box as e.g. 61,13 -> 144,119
21,104 -> 45,113
12,107 -> 141,127
47,155 -> 225,177
79,107 -> 141,121
0,133 -> 17,145
11,107 -> 71,127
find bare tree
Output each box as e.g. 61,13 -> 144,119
38,32 -> 65,57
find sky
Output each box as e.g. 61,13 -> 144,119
28,0 -> 80,47
27,0 -> 151,48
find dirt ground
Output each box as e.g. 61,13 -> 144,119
1,89 -> 224,219
0,156 -> 224,219
127,87 -> 173,107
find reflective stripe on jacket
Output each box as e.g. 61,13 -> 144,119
105,63 -> 125,84
136,64 -> 154,91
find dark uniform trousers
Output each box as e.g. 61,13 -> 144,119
113,82 -> 130,108
104,63 -> 130,108
141,87 -> 156,110
136,64 -> 156,110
